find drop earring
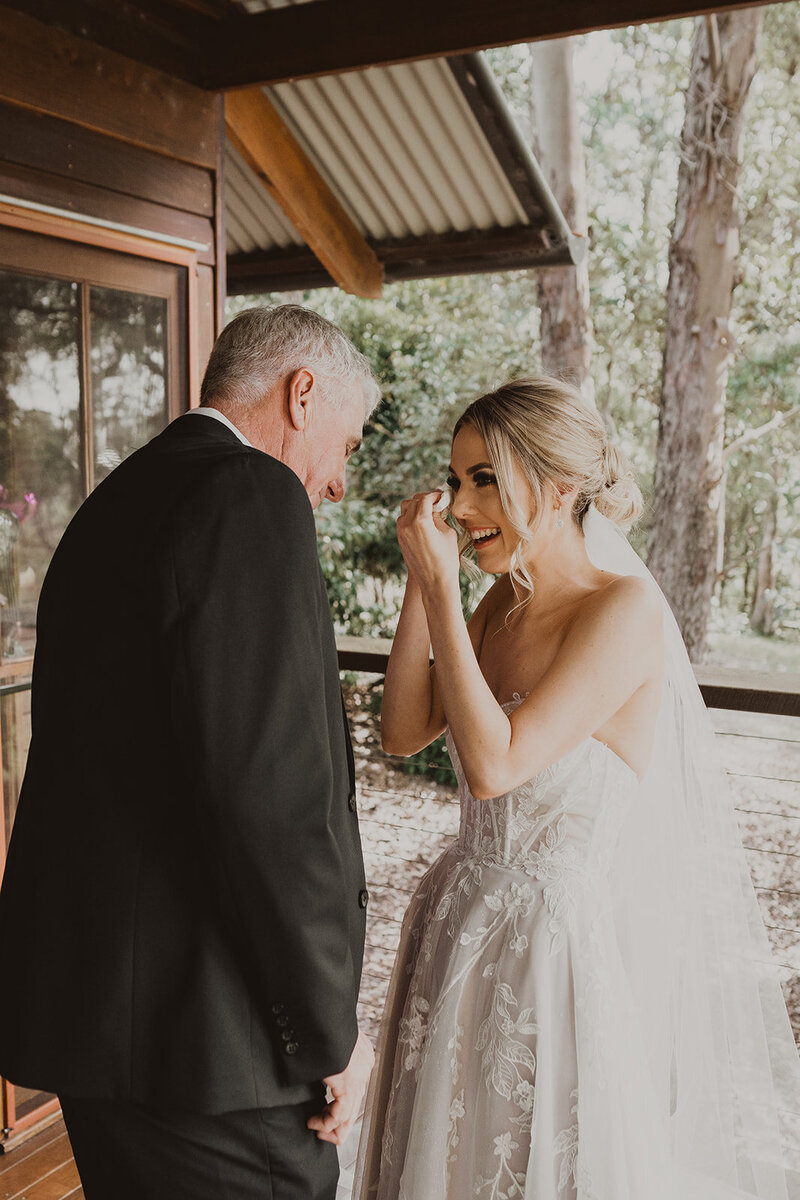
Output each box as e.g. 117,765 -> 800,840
555,505 -> 565,530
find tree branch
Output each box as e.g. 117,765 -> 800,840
704,14 -> 722,78
716,531 -> 800,581
723,405 -> 800,461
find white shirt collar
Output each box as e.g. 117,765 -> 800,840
188,406 -> 253,448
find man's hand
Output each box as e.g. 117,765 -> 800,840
307,1029 -> 375,1145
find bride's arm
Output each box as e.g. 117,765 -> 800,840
400,494 -> 663,799
380,575 -> 442,755
381,498 -> 490,757
381,568 -> 491,757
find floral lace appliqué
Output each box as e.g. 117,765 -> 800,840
446,1089 -> 465,1164
398,993 -> 430,1073
474,1131 -> 526,1199
553,1088 -> 597,1198
476,980 -> 538,1106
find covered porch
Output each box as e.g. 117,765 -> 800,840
0,0 -> 797,1174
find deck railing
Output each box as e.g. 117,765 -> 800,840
1,650 -> 798,1053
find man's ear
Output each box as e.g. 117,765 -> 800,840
287,368 -> 315,432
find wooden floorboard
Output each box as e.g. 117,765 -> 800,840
0,1119 -> 83,1200
0,1121 -> 64,1173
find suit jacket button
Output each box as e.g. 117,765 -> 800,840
277,1016 -> 289,1028
271,1003 -> 283,1014
348,791 -> 357,812
358,888 -> 369,909
285,1041 -> 299,1055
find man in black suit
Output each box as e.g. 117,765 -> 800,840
0,305 -> 378,1199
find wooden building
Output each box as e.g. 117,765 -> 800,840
0,0 -> 786,1151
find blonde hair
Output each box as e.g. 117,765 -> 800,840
453,376 -> 642,610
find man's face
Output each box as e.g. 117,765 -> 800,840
301,380 -> 366,510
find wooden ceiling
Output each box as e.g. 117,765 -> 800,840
0,0 -> 778,91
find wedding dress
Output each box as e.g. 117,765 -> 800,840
353,509 -> 800,1200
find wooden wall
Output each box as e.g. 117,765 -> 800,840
0,6 -> 225,387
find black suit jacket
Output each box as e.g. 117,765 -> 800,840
0,414 -> 366,1112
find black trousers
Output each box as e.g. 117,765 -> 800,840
60,1093 -> 339,1200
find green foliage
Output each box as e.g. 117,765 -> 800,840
231,274 -> 537,633
396,734 -> 456,787
362,682 -> 455,784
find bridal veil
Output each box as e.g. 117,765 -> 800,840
583,506 -> 800,1197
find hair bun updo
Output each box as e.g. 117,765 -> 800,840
594,443 -> 643,531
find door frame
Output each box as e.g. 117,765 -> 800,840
0,201 -> 200,1148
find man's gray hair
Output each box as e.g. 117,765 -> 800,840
200,304 -> 381,415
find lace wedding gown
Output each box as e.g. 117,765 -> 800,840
353,511 -> 800,1199
353,696 -> 772,1200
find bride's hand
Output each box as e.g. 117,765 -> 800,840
397,491 -> 460,594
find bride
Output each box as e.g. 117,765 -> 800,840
351,378 -> 800,1199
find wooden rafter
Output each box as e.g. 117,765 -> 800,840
225,88 -> 383,299
202,0 -> 780,90
0,0 -> 782,90
226,224 -> 575,295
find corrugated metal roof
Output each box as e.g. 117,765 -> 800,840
225,52 -> 583,292
226,57 -> 528,256
225,143 -> 303,253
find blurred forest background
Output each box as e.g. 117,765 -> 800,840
229,4 -> 800,670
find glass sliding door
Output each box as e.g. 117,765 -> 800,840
90,286 -> 171,486
0,232 -> 185,665
0,271 -> 83,662
0,227 -> 188,1144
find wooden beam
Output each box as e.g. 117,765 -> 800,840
0,6 -> 219,169
0,0 -> 782,93
0,161 -> 215,264
225,88 -> 383,299
693,666 -> 800,719
227,247 -> 336,295
0,198 -> 201,269
226,225 -> 576,295
0,103 -> 214,218
336,636 -> 395,675
202,0 -> 780,90
0,0 -> 205,81
334,639 -> 800,719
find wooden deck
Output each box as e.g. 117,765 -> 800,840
0,1117 -> 83,1200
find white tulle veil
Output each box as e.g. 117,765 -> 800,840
582,505 -> 800,1198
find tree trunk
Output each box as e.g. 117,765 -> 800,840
529,39 -> 594,405
647,11 -> 760,661
749,488 -> 778,635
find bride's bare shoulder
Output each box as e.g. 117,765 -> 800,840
577,572 -> 663,643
